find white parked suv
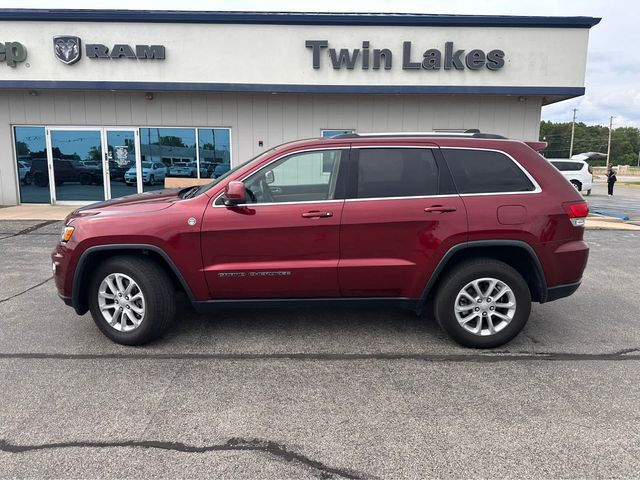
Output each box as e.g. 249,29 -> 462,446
548,159 -> 593,196
124,162 -> 167,186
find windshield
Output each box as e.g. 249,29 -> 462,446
190,148 -> 278,197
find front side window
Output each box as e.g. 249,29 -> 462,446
356,148 -> 439,199
443,149 -> 535,194
243,149 -> 345,204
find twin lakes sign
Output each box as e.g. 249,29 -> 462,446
53,35 -> 165,65
305,40 -> 505,71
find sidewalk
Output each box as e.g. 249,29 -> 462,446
0,204 -> 76,220
586,218 -> 640,231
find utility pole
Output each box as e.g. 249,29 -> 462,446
606,116 -> 614,167
569,108 -> 577,158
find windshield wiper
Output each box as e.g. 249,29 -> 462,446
180,186 -> 200,199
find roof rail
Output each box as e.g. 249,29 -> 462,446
330,130 -> 507,139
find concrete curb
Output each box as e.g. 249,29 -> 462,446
586,218 -> 640,231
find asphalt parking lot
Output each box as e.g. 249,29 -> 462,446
0,220 -> 639,479
588,183 -> 640,222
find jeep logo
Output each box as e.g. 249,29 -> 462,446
0,41 -> 27,67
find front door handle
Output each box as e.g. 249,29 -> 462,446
302,211 -> 333,218
424,205 -> 457,213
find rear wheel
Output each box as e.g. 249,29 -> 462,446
34,173 -> 48,187
88,256 -> 176,345
79,173 -> 92,185
570,180 -> 582,192
434,259 -> 531,348
586,189 -> 592,196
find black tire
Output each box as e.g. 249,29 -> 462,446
34,173 -> 48,187
434,258 -> 531,349
148,175 -> 155,186
586,189 -> 592,196
570,180 -> 581,192
88,256 -> 176,345
79,173 -> 92,185
23,173 -> 32,185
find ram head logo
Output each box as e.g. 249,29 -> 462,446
53,36 -> 81,65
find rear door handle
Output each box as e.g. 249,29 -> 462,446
302,211 -> 333,218
424,205 -> 457,213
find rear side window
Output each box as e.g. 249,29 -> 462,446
551,161 -> 584,172
356,148 -> 438,198
442,149 -> 535,194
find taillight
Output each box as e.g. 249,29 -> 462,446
563,201 -> 589,227
588,165 -> 593,174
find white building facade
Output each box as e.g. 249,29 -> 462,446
0,10 -> 599,205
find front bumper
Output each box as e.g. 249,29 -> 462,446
51,242 -> 75,302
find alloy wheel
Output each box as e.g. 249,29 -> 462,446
97,273 -> 146,332
454,277 -> 517,336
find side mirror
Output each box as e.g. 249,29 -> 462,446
223,181 -> 247,206
265,170 -> 275,185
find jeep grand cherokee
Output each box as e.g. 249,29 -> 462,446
52,132 -> 589,348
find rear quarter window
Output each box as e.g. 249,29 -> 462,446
442,149 -> 535,194
551,161 -> 585,172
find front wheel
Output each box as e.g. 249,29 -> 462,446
88,256 -> 176,345
434,259 -> 531,348
148,175 -> 155,186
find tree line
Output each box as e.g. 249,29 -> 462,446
539,121 -> 640,166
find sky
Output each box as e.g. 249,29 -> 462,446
2,0 -> 637,129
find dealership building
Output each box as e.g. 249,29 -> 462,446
0,9 -> 599,205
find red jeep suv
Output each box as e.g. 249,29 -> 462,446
52,132 -> 589,348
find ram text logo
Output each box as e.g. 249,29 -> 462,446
53,35 -> 165,65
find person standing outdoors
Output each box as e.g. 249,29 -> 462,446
606,164 -> 617,196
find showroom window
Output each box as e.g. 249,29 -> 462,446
13,125 -> 232,204
321,129 -> 354,138
14,126 -> 48,204
139,128 -> 197,191
198,128 -> 231,180
139,127 -> 231,191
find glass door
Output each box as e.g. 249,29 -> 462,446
46,128 -> 106,204
102,129 -> 141,199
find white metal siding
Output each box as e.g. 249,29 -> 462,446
0,91 -> 542,205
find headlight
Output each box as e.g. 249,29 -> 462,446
61,225 -> 75,243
